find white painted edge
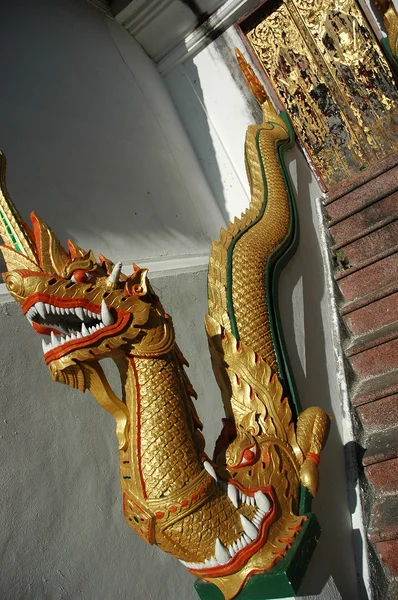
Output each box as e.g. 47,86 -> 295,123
0,253 -> 209,305
156,0 -> 259,75
314,197 -> 372,600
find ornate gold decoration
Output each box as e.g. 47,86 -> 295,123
375,0 -> 398,58
243,0 -> 398,189
0,51 -> 330,599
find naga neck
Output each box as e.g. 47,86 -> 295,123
84,347 -> 205,503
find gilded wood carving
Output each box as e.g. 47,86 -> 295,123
243,0 -> 398,189
0,53 -> 330,599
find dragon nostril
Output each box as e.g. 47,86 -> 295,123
48,278 -> 57,286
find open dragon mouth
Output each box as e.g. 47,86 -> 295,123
21,294 -> 128,359
180,463 -> 275,576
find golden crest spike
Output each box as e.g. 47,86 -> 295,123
67,238 -> 87,259
30,211 -> 69,275
0,151 -> 39,265
235,48 -> 269,105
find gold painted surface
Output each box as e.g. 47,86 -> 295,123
244,0 -> 398,188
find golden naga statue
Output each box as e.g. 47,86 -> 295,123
0,51 -> 330,600
375,0 -> 398,58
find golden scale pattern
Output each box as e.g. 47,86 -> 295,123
208,111 -> 290,374
135,355 -> 203,498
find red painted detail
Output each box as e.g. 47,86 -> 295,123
221,328 -> 227,340
263,446 -> 270,468
181,500 -> 189,507
43,311 -> 131,364
279,536 -> 295,544
30,212 -> 44,269
236,376 -> 241,386
22,292 -> 102,315
243,448 -> 255,462
191,493 -> 198,500
71,269 -> 92,283
306,452 -> 320,465
189,487 -> 276,578
229,441 -> 258,469
270,373 -> 276,384
130,358 -> 148,500
237,341 -> 242,352
281,397 -> 288,405
12,269 -> 48,278
199,487 -> 206,494
169,506 -> 177,513
250,388 -> 254,400
155,512 -> 164,520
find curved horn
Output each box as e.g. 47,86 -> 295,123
107,261 -> 122,285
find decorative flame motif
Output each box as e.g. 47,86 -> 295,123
0,52 -> 330,600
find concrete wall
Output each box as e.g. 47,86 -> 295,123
0,1 -> 366,600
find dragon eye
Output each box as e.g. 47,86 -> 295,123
71,269 -> 95,283
233,443 -> 258,469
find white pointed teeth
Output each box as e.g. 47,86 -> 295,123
50,332 -> 59,348
254,490 -> 271,513
42,339 -> 47,354
75,307 -> 85,321
203,460 -> 218,482
37,302 -> 46,319
240,515 -> 258,541
228,484 -> 239,509
101,299 -> 114,327
81,323 -> 90,337
107,261 -> 122,285
215,538 -> 231,565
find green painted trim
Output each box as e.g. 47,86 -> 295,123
226,126 -> 272,339
380,37 -> 398,76
194,514 -> 320,600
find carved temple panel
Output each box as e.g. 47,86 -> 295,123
240,0 -> 398,189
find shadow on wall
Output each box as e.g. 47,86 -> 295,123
279,146 -> 364,599
0,0 -> 225,277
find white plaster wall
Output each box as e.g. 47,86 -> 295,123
0,0 -> 224,275
164,25 -> 366,600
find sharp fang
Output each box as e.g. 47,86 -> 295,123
101,299 -> 114,326
37,302 -> 46,319
75,307 -> 84,320
215,538 -> 230,565
50,332 -> 59,348
228,484 -> 239,508
108,261 -> 122,284
203,461 -> 218,481
254,491 -> 271,513
240,515 -> 258,541
237,537 -> 245,550
41,339 -> 47,354
209,556 -> 218,567
82,323 -> 90,337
